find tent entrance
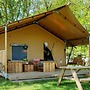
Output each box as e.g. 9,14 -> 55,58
44,43 -> 54,61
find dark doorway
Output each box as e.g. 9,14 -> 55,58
44,44 -> 54,61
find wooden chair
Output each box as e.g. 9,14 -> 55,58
68,55 -> 85,66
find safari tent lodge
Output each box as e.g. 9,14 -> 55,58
0,4 -> 89,76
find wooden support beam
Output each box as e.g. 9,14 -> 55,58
89,36 -> 90,58
4,25 -> 7,72
87,36 -> 90,66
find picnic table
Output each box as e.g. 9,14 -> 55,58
57,66 -> 90,90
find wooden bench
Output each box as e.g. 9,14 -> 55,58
57,66 -> 90,90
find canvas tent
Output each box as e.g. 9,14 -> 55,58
0,4 -> 89,72
0,5 -> 89,46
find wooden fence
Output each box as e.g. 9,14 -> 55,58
0,50 -> 5,71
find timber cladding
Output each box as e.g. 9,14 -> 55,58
7,61 -> 23,73
8,61 -> 34,73
0,50 -> 5,66
23,64 -> 34,72
43,61 -> 55,72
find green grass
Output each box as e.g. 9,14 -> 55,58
0,77 -> 90,90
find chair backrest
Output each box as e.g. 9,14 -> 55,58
73,55 -> 85,65
73,57 -> 78,64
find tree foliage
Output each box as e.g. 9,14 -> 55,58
0,0 -> 89,32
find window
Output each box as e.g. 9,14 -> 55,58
12,44 -> 28,60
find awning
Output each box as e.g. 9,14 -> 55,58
0,5 -> 89,46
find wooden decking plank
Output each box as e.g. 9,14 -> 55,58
8,69 -> 90,81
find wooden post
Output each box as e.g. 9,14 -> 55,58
67,47 -> 73,64
64,42 -> 66,65
4,24 -> 7,72
89,36 -> 90,59
87,36 -> 90,66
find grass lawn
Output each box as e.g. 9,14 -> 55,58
0,77 -> 90,90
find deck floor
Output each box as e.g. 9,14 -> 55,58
8,69 -> 90,81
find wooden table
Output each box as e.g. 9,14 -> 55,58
57,66 -> 90,90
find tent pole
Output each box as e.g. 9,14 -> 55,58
89,36 -> 90,59
67,46 -> 73,65
4,24 -> 7,72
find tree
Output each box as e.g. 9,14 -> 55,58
0,0 -> 89,33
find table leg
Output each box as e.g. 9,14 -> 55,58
71,69 -> 83,90
57,68 -> 65,86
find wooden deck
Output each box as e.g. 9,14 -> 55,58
8,69 -> 90,81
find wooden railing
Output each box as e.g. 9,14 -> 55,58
0,50 -> 5,71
